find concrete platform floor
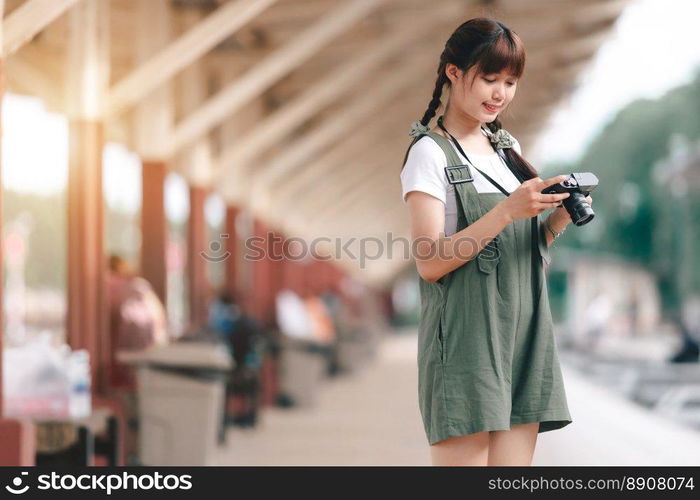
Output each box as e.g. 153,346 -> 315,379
214,328 -> 700,466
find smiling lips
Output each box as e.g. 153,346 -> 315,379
483,103 -> 501,113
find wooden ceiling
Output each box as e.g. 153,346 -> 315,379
3,0 -> 632,287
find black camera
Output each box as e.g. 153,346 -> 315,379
541,172 -> 599,226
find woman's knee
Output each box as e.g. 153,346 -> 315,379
430,431 -> 490,466
487,422 -> 539,466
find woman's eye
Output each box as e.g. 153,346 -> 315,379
483,77 -> 516,86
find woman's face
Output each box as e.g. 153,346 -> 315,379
446,63 -> 518,123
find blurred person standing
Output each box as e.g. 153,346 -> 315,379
319,285 -> 343,375
671,295 -> 700,362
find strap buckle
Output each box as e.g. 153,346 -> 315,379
445,165 -> 474,184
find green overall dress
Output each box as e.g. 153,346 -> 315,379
413,130 -> 573,445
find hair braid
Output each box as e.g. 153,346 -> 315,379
400,60 -> 449,168
419,60 -> 448,126
487,117 -> 537,181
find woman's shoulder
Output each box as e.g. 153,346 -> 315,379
408,133 -> 447,159
401,134 -> 450,204
402,135 -> 448,178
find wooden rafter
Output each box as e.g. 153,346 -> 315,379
3,0 -> 81,57
108,0 -> 279,116
212,0 -> 462,180
170,0 -> 391,155
234,52 -> 432,199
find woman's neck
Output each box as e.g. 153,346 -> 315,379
439,107 -> 484,140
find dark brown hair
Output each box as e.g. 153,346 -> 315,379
401,17 -> 538,181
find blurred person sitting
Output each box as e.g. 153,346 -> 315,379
105,254 -> 169,465
275,288 -> 314,340
106,255 -> 168,389
208,289 -> 264,428
302,288 -> 336,344
302,287 -> 339,376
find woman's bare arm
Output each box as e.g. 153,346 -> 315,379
405,175 -> 571,283
406,191 -> 510,282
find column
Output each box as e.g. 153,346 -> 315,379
187,185 -> 209,326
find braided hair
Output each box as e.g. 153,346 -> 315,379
401,17 -> 538,182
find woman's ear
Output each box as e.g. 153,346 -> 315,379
444,63 -> 461,86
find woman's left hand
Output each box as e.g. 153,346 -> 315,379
550,195 -> 592,226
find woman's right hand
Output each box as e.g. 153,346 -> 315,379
497,175 -> 571,223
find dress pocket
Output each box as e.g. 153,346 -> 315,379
435,292 -> 452,364
436,320 -> 446,363
477,236 -> 500,274
537,214 -> 552,267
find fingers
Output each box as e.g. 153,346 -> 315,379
538,174 -> 569,190
539,192 -> 570,203
535,201 -> 563,212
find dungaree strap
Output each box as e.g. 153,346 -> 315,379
422,131 -> 483,231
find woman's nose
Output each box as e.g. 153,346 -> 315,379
493,84 -> 505,100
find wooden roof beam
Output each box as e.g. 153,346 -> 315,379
249,136 -> 406,240
170,0 -> 392,156
108,0 -> 279,116
271,96 -> 423,206
271,156 -> 386,228
568,0 -> 632,32
212,0 -> 462,180
4,54 -> 58,108
290,154 -> 397,223
3,0 -> 82,57
232,50 -> 433,203
261,140 -> 405,236
315,200 -> 406,241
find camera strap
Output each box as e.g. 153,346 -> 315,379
436,116 -> 543,279
436,116 -> 515,195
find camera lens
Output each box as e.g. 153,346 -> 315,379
564,192 -> 595,226
574,212 -> 594,226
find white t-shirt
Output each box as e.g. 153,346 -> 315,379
400,128 -> 522,236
